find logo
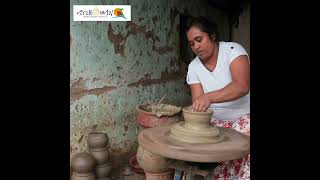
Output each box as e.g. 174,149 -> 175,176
73,5 -> 131,21
92,8 -> 100,16
113,8 -> 126,19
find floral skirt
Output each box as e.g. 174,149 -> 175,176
211,114 -> 250,180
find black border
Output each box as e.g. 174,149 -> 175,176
3,2 -> 70,179
251,1 -> 318,179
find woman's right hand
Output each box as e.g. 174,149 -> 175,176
192,93 -> 210,112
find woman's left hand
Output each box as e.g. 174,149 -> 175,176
192,93 -> 210,112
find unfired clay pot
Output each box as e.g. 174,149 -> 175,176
182,106 -> 213,129
89,147 -> 110,165
87,133 -> 109,149
136,145 -> 172,173
169,106 -> 222,144
96,162 -> 112,178
71,152 -> 96,174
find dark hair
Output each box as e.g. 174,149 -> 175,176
185,17 -> 219,41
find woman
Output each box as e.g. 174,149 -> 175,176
185,17 -> 250,179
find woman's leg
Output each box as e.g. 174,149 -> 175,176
211,115 -> 250,180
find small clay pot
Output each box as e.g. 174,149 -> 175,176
71,172 -> 95,180
87,133 -> 109,149
96,162 -> 112,178
89,147 -> 110,165
71,152 -> 96,174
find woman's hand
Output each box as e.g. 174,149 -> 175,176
192,93 -> 210,112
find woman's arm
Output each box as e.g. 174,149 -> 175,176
192,55 -> 250,112
190,83 -> 204,101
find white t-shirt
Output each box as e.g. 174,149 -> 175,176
186,41 -> 250,121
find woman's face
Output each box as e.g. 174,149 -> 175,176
186,26 -> 216,62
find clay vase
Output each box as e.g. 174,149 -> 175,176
87,133 -> 109,149
89,147 -> 110,165
136,145 -> 172,173
96,162 -> 112,178
169,106 -> 222,144
71,152 -> 96,180
182,106 -> 213,129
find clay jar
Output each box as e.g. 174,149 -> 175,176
182,106 -> 213,129
89,147 -> 110,165
87,133 -> 109,149
71,152 -> 96,180
136,145 -> 172,173
96,161 -> 112,178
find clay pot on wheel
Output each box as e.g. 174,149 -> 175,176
169,106 -> 222,144
182,106 -> 213,129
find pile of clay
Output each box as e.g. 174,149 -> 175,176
142,103 -> 182,117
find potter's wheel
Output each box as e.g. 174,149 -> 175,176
138,125 -> 250,162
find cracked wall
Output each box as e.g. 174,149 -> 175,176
70,0 -> 229,174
